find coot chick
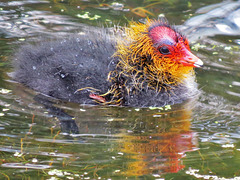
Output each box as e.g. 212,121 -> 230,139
13,19 -> 203,107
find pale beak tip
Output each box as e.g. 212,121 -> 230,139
194,58 -> 203,68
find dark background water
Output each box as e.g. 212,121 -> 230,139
0,0 -> 240,179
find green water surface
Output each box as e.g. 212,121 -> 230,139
0,0 -> 240,179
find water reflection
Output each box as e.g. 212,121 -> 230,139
8,81 -> 199,177
181,0 -> 240,41
0,0 -> 86,39
55,99 -> 198,176
119,126 -> 197,176
117,103 -> 197,176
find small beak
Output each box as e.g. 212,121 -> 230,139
178,47 -> 203,68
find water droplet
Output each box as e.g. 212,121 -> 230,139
87,40 -> 92,45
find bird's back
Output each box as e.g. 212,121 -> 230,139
13,32 -> 117,104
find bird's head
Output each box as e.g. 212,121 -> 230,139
148,21 -> 203,68
114,18 -> 203,90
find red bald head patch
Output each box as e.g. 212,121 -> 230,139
147,23 -> 203,68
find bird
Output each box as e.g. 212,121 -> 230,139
13,18 -> 203,107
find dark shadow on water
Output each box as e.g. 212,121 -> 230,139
33,94 -> 79,134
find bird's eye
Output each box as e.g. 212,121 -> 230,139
159,46 -> 170,55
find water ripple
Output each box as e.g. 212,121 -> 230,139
2,163 -> 51,169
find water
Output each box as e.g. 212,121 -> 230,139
0,0 -> 240,179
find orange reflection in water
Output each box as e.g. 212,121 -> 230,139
119,105 -> 198,176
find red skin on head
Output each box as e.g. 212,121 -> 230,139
148,24 -> 202,68
149,26 -> 178,45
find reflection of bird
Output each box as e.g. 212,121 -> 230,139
13,18 -> 203,107
118,105 -> 197,176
